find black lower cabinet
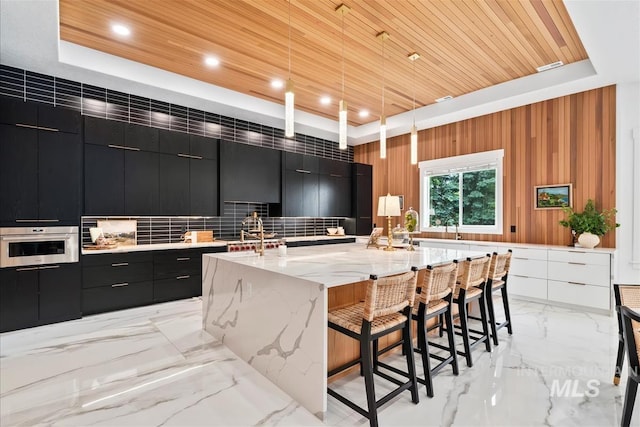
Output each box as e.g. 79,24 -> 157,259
82,252 -> 154,315
0,263 -> 81,333
0,268 -> 39,332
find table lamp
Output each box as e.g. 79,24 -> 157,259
377,194 -> 401,251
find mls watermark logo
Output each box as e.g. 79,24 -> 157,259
550,379 -> 600,397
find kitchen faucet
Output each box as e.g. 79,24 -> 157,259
240,211 -> 265,256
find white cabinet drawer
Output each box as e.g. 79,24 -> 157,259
547,249 -> 610,266
547,280 -> 610,310
511,247 -> 547,261
468,244 -> 499,255
510,258 -> 547,279
509,275 -> 547,299
420,240 -> 469,251
547,261 -> 609,287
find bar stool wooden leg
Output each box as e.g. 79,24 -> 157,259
416,311 -> 434,397
360,324 -> 378,427
479,284 -> 492,353
444,299 -> 459,376
402,310 -> 420,404
457,297 -> 474,367
501,286 -> 513,334
486,285 -> 500,346
614,339 -> 625,385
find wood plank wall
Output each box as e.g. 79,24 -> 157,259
354,86 -> 617,248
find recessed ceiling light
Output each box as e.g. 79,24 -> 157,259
204,56 -> 220,67
320,96 -> 331,105
271,79 -> 284,89
536,61 -> 563,72
359,110 -> 369,118
111,24 -> 130,36
435,95 -> 453,103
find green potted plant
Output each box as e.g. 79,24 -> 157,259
559,199 -> 619,248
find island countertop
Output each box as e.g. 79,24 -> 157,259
206,242 -> 485,288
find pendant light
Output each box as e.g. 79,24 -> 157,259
336,4 -> 350,150
408,52 -> 420,165
378,31 -> 389,159
284,0 -> 294,138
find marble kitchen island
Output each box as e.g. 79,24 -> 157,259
202,243 -> 485,418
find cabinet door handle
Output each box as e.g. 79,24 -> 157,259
568,250 -> 586,254
111,262 -> 129,267
330,173 -> 341,177
16,266 -> 39,272
567,281 -> 586,286
513,257 -> 529,260
111,282 -> 129,287
15,219 -> 41,223
15,123 -> 39,130
38,265 -> 60,270
360,216 -> 372,219
176,275 -> 190,280
176,257 -> 190,261
295,169 -> 311,174
511,274 -> 528,278
37,219 -> 60,223
108,144 -> 140,151
568,262 -> 586,265
15,219 -> 59,223
177,153 -> 203,160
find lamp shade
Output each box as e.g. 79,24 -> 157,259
377,194 -> 401,217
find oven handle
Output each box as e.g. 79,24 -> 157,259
1,235 -> 74,241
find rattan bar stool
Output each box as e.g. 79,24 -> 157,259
374,261 -> 460,397
485,250 -> 513,346
619,305 -> 640,427
447,254 -> 492,367
327,268 -> 420,427
614,284 -> 640,385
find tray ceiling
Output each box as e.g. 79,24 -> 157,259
59,0 -> 587,126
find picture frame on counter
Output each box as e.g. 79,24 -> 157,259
534,184 -> 572,209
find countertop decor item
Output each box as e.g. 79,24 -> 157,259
404,207 -> 419,251
377,194 -> 401,251
559,199 -> 619,248
96,219 -> 137,246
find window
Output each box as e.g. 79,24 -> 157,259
419,149 -> 504,234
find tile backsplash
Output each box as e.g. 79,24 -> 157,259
82,202 -> 343,245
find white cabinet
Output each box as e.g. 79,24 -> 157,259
509,246 -> 612,312
420,240 -> 468,251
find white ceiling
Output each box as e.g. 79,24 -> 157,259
1,0 -> 638,146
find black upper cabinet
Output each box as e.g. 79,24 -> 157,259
190,135 -> 218,159
220,141 -> 280,203
318,158 -> 352,217
190,158 -> 218,216
0,98 -> 82,225
351,163 -> 373,235
125,150 -> 159,215
125,123 -> 158,151
0,96 -> 37,126
159,129 -> 189,155
0,124 -> 39,223
38,131 -> 82,222
319,158 -> 351,178
85,144 -> 125,215
282,152 -> 319,217
159,153 -> 190,215
85,116 -> 124,146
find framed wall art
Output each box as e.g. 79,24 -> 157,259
534,184 -> 572,209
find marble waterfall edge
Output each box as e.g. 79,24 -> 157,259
202,255 -> 328,417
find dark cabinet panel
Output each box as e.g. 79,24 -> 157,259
124,123 -> 159,151
190,158 -> 218,216
0,268 -> 39,333
319,158 -> 351,177
283,169 -> 304,216
159,129 -> 189,155
350,163 -> 373,235
302,173 -> 320,216
220,141 -> 280,203
84,116 -> 124,146
125,150 -> 159,215
158,154 -> 190,215
82,281 -> 153,315
0,124 -> 38,223
84,144 -> 125,215
190,135 -> 218,159
83,261 -> 154,289
284,152 -> 319,174
319,175 -> 351,217
38,103 -> 81,134
154,276 -> 200,302
153,249 -> 207,301
38,131 -> 82,223
39,263 -> 81,323
0,96 -> 37,126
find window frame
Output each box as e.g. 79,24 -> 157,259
419,149 -> 504,235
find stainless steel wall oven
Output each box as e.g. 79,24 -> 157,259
0,226 -> 79,268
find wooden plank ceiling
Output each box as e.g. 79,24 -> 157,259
59,0 -> 587,126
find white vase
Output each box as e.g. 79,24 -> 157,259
578,232 -> 600,249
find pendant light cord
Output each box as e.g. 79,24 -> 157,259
412,58 -> 416,125
341,11 -> 345,99
288,0 -> 291,78
381,38 -> 385,116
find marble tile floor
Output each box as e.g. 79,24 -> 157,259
0,297 -> 637,427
